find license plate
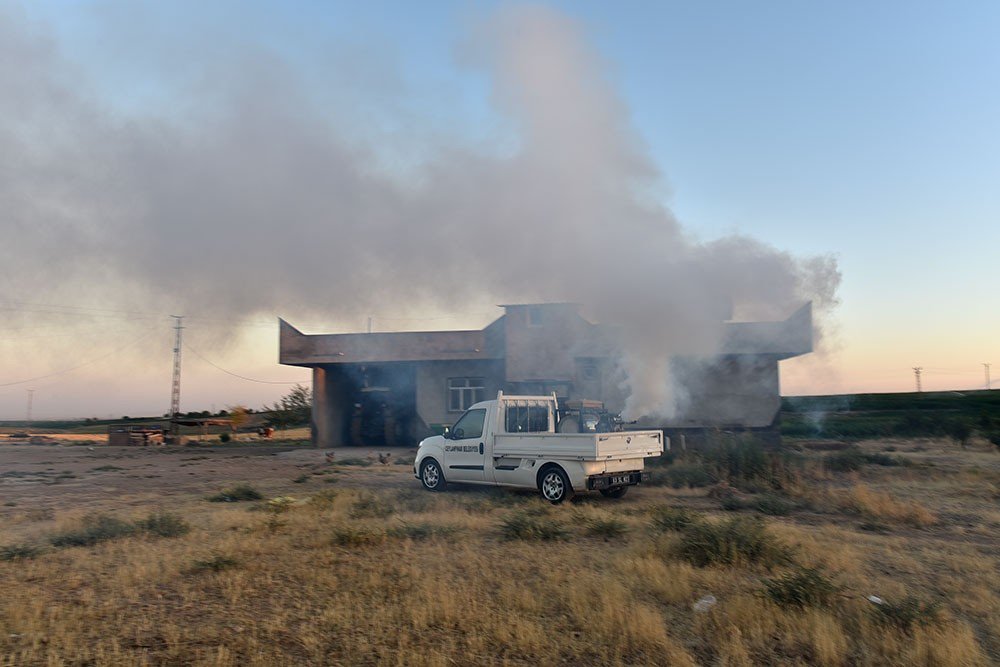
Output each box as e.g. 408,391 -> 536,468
610,475 -> 631,486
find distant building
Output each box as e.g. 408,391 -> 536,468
278,302 -> 812,447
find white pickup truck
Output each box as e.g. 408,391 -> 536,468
414,392 -> 666,503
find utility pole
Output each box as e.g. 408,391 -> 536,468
26,389 -> 34,430
367,316 -> 373,333
169,316 -> 184,440
985,363 -> 992,390
912,367 -> 923,393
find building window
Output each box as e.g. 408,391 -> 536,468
449,377 -> 485,412
527,306 -> 543,326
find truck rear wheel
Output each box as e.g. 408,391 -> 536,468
420,458 -> 446,492
600,486 -> 629,499
538,466 -> 574,504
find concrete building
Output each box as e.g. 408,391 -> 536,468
278,302 -> 813,448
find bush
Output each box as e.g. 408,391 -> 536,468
664,463 -> 716,488
387,522 -> 458,540
136,511 -> 191,538
49,514 -> 136,547
585,517 -> 629,540
336,457 -> 372,467
676,517 -> 792,568
700,438 -> 801,491
191,555 -> 240,573
218,432 -> 231,443
870,596 -> 943,632
350,494 -> 395,519
292,474 -> 309,484
207,484 -> 263,502
826,448 -> 906,472
0,543 -> 45,561
825,448 -> 868,472
763,566 -> 840,608
754,494 -> 795,516
650,507 -> 700,532
500,511 -> 567,541
331,526 -> 386,547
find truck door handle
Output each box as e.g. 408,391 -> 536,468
479,443 -> 484,455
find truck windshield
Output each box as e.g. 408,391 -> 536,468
505,405 -> 549,433
451,409 -> 486,440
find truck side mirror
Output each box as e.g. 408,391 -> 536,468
453,428 -> 465,439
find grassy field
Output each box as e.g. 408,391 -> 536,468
1,435 -> 999,665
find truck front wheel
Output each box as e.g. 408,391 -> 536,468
538,466 -> 574,504
420,458 -> 446,492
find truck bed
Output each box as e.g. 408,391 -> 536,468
492,430 -> 664,461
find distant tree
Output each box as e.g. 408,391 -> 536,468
121,416 -> 130,421
228,405 -> 250,432
943,420 -> 972,449
264,384 -> 312,430
217,409 -> 229,417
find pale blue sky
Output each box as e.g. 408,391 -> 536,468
3,1 -> 999,416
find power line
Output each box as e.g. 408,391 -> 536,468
0,329 -> 156,387
183,343 -> 306,385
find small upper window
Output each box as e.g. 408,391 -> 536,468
527,307 -> 543,326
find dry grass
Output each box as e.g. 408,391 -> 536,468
0,437 -> 997,666
823,484 -> 939,528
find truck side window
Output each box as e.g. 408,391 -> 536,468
451,409 -> 486,440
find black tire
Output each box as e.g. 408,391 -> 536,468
419,458 -> 446,492
600,486 -> 629,499
538,466 -> 574,504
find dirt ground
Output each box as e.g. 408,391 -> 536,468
0,443 -> 419,515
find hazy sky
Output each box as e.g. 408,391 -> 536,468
2,1 -> 998,419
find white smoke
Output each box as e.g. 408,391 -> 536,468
0,4 -> 839,418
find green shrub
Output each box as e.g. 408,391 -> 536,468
676,517 -> 792,568
0,543 -> 45,561
136,511 -> 191,538
664,463 -> 716,488
49,513 -> 136,547
720,496 -> 746,511
350,494 -> 395,519
827,447 -> 907,472
650,507 -> 700,532
387,522 -> 458,540
870,596 -> 943,632
763,566 -> 840,608
754,494 -> 795,516
585,517 -> 629,540
500,511 -> 567,541
700,438 -> 801,491
292,474 -> 310,483
191,555 -> 240,573
331,525 -> 386,547
335,457 -> 373,467
206,484 -> 263,502
218,432 -> 231,443
825,448 -> 868,472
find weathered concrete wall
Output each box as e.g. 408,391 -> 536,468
311,366 -> 351,447
414,359 -> 504,429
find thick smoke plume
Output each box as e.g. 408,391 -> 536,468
0,4 -> 839,418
